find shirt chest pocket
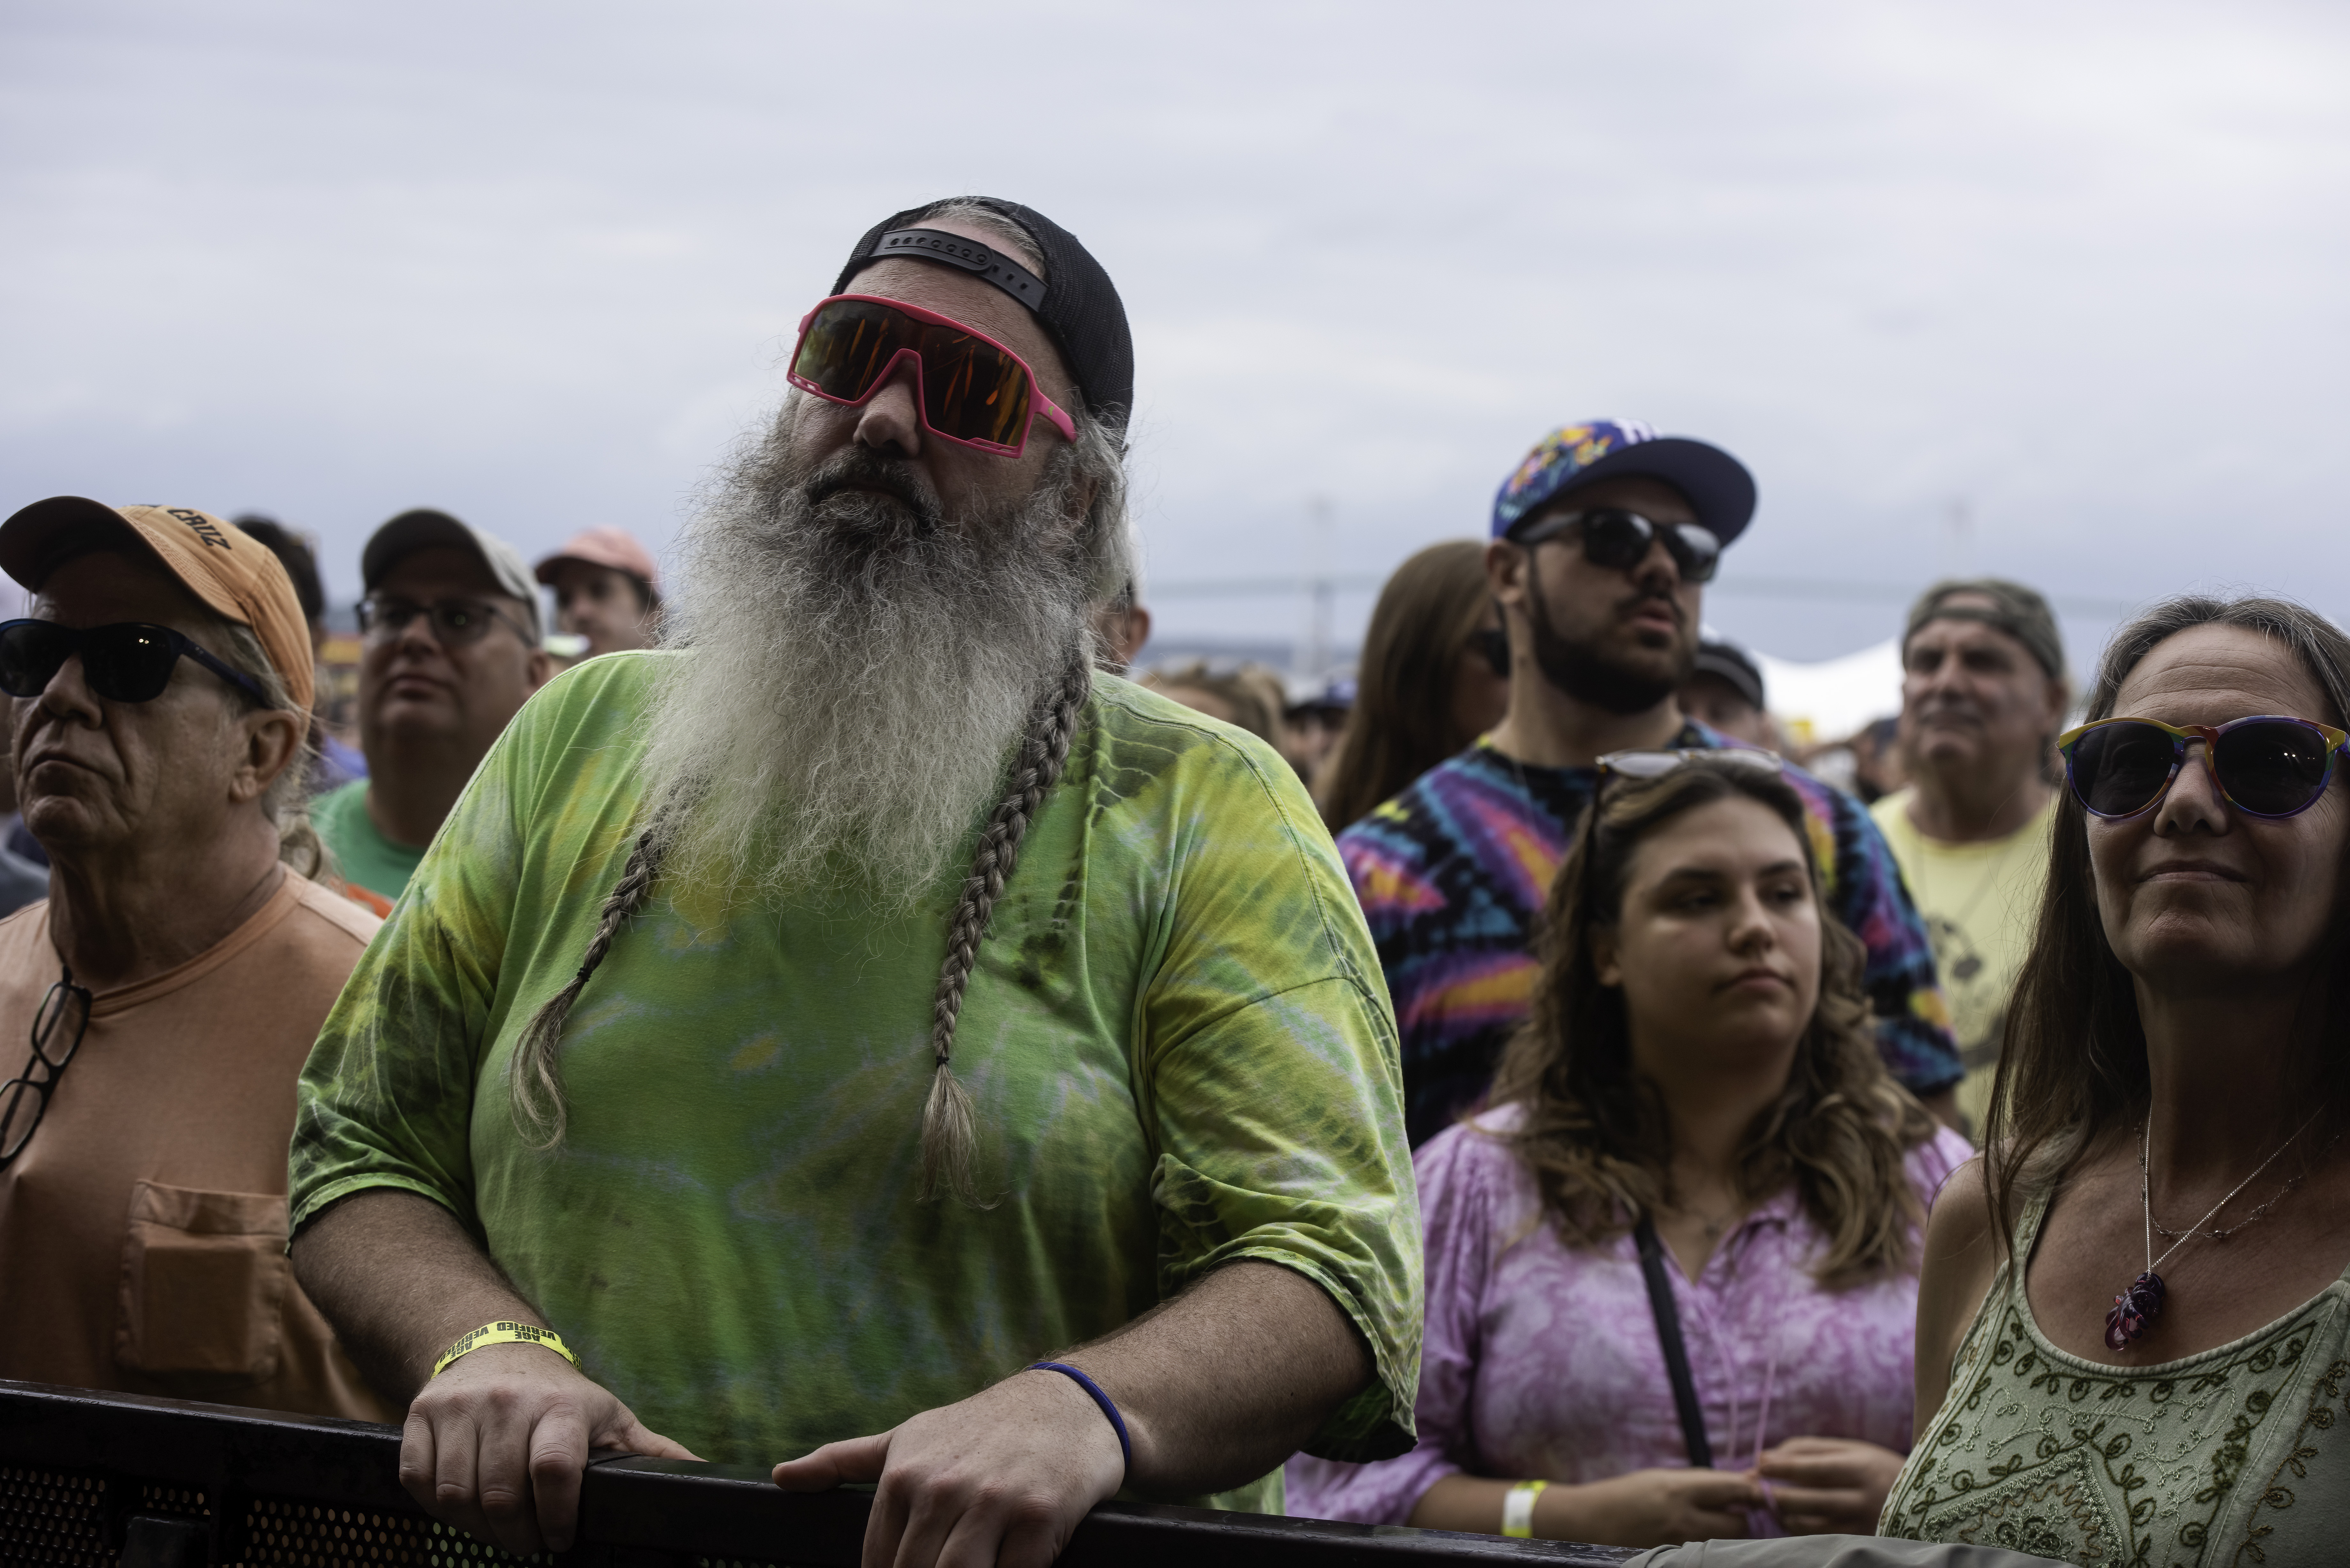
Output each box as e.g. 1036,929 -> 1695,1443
114,1179 -> 289,1386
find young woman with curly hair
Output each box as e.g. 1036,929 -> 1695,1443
1291,754 -> 1967,1549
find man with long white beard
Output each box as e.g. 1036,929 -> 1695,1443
285,199 -> 1421,1565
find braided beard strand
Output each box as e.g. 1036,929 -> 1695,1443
637,409 -> 1099,915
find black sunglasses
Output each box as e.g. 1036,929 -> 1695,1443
0,970 -> 92,1172
0,619 -> 270,706
1513,508 -> 1722,585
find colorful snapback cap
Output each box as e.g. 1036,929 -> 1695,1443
1492,419 -> 1757,546
0,497 -> 315,713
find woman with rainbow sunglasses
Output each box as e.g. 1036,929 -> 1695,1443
1884,593 -> 2350,1566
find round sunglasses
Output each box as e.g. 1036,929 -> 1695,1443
2057,714 -> 2350,821
1512,508 -> 1723,585
0,618 -> 269,706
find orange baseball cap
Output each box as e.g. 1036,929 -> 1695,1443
534,527 -> 660,599
0,497 -> 315,714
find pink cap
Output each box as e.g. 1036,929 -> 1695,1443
534,527 -> 659,594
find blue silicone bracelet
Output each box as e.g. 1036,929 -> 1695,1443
1029,1361 -> 1132,1474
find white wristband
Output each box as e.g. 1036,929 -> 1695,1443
1502,1478 -> 1548,1538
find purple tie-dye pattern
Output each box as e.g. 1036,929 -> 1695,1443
1285,1110 -> 1975,1529
1338,725 -> 1960,1146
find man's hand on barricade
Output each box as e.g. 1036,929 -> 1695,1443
399,1341 -> 702,1558
771,1364 -> 1127,1568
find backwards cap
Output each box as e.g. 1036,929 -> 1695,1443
1904,578 -> 2066,679
0,497 -> 315,712
834,198 -> 1134,433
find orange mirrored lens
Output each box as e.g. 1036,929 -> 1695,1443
793,300 -> 1034,450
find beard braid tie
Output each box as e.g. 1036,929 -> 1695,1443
507,822 -> 667,1149
919,647 -> 1094,1205
505,650 -> 1093,1202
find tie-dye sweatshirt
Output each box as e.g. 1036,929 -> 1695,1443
288,654 -> 1422,1510
1335,728 -> 1960,1147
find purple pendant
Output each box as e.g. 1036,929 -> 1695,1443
2106,1270 -> 2166,1350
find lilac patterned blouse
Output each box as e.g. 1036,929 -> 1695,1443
1287,1107 -> 1973,1532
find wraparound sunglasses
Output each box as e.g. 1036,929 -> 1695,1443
2057,714 -> 2350,821
787,294 -> 1077,457
1513,508 -> 1723,585
0,619 -> 269,705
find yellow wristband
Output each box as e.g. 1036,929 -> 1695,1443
431,1321 -> 578,1378
1501,1479 -> 1549,1538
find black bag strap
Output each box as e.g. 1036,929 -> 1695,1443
1634,1214 -> 1714,1469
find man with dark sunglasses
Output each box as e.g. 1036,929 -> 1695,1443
0,497 -> 389,1423
1338,421 -> 1963,1145
309,509 -> 551,902
287,198 -> 1419,1565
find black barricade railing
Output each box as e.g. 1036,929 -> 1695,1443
0,1381 -> 1634,1568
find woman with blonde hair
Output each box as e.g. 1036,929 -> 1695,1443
1885,595 -> 2350,1566
1291,753 -> 1967,1548
1316,539 -> 1510,831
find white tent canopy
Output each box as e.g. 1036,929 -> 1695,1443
1751,638 -> 1904,746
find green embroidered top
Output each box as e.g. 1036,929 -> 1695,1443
1879,1188 -> 2350,1566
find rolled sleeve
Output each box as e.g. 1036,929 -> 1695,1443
1138,725 -> 1425,1464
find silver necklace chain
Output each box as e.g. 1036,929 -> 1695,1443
2139,1110 -> 2324,1275
2150,1126 -> 2343,1243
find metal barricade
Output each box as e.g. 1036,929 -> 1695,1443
0,1381 -> 1632,1568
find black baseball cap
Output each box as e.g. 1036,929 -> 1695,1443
835,198 -> 1133,433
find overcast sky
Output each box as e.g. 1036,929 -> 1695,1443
4,0 -> 2345,669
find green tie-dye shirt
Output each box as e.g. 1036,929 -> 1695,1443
289,653 -> 1421,1510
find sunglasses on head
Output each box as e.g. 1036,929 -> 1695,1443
1598,746 -> 1783,782
2057,714 -> 2349,821
787,295 -> 1078,458
1513,508 -> 1722,585
0,619 -> 269,706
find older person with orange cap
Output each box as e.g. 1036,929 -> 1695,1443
536,526 -> 662,658
0,496 -> 389,1421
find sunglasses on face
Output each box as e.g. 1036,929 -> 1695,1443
358,596 -> 534,649
0,619 -> 269,706
1513,509 -> 1723,585
787,295 -> 1079,458
2057,714 -> 2350,821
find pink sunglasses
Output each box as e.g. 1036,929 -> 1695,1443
786,294 -> 1077,457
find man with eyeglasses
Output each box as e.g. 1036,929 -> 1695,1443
0,497 -> 389,1421
1338,421 -> 1962,1146
310,510 -> 552,903
287,199 -> 1419,1564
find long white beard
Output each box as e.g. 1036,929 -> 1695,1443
638,403 -> 1104,912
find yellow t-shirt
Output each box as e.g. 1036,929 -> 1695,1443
1868,787 -> 2056,1138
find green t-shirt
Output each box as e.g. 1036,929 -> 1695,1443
311,778 -> 427,902
290,653 -> 1421,1507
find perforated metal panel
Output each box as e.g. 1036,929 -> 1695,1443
237,1498 -> 545,1566
0,1464 -> 569,1568
0,1465 -> 114,1566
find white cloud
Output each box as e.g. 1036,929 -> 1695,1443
1,0 -> 2343,662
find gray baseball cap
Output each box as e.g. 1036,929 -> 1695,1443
362,509 -> 542,638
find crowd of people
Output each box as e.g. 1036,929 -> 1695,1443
0,194 -> 2341,1568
